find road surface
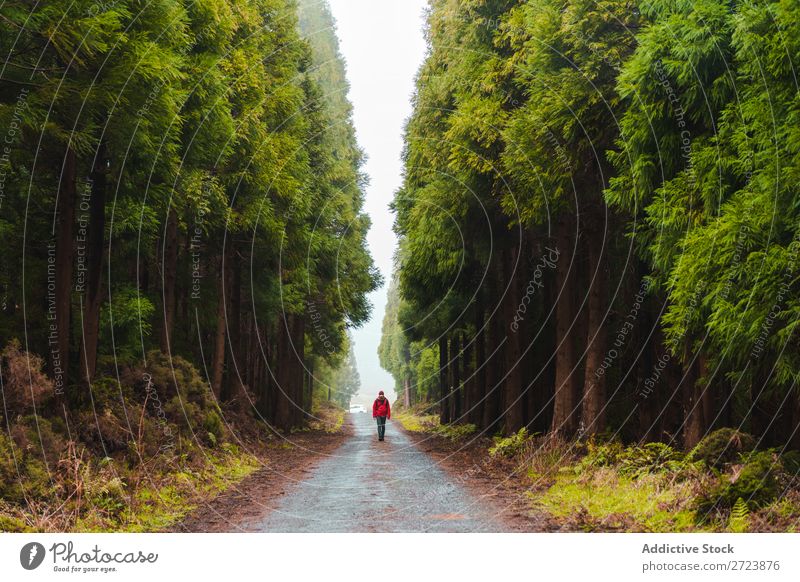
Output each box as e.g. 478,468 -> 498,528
255,413 -> 508,532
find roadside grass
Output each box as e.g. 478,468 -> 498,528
82,444 -> 261,532
309,397 -> 346,433
383,407 -> 800,531
0,442 -> 262,532
393,406 -> 439,433
515,431 -> 800,532
531,468 -> 699,532
434,423 -> 477,440
0,349 -> 349,533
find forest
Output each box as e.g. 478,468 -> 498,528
3,0 -> 800,534
0,0 -> 372,530
380,0 -> 800,452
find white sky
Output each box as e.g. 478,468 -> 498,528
326,0 -> 429,405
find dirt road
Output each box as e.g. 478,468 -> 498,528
252,413 -> 511,532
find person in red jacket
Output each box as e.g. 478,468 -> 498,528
372,390 -> 391,441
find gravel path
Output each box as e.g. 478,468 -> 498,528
255,413 -> 510,532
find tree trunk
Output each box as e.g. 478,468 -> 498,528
78,145 -> 107,386
256,324 -> 272,420
210,247 -> 230,399
244,312 -> 254,389
52,146 -> 77,403
701,357 -> 715,432
292,314 -> 306,427
274,314 -> 293,431
581,218 -> 608,435
471,289 -> 485,427
637,284 -> 657,442
790,390 -> 800,451
527,240 -> 556,433
225,248 -> 247,410
403,375 -> 410,408
461,332 -> 472,422
308,357 -> 314,411
503,244 -> 524,434
449,333 -> 461,422
482,259 -> 503,432
159,207 -> 178,354
551,212 -> 578,435
439,335 -> 449,424
682,350 -> 706,449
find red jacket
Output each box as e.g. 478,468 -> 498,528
373,397 -> 391,418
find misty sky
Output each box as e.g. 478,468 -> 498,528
327,0 -> 429,404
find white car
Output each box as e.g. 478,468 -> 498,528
349,404 -> 366,414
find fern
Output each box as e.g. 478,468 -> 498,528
728,498 -> 750,533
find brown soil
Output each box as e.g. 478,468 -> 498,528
401,428 -> 561,532
173,423 -> 352,532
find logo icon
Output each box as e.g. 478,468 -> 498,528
20,542 -> 46,570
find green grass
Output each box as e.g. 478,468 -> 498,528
532,468 -> 699,532
393,410 -> 439,432
434,423 -> 477,440
72,444 -> 261,532
310,397 -> 346,433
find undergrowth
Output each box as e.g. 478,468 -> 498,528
502,428 -> 800,532
0,343 -> 338,532
392,404 -> 439,433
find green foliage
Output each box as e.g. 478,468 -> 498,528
696,451 -> 781,517
0,431 -> 52,503
534,470 -> 699,532
490,428 -> 530,459
379,270 -> 443,404
434,423 -> 477,441
314,333 -> 361,408
579,440 -> 625,468
578,440 -> 689,479
0,0 -> 375,532
382,0 -> 800,465
0,514 -> 30,532
98,287 -> 155,365
618,443 -> 686,478
138,351 -> 215,410
203,410 -> 224,447
526,436 -> 575,480
782,451 -> 800,477
689,429 -> 756,469
728,497 -> 750,533
393,409 -> 439,433
87,476 -> 128,519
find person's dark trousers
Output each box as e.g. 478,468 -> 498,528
376,416 -> 387,440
